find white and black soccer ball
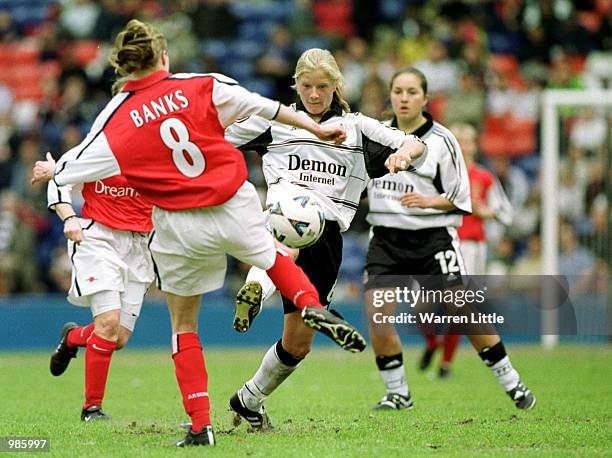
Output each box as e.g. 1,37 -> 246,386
268,195 -> 325,249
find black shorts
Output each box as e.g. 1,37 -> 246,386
364,226 -> 465,291
282,220 -> 342,314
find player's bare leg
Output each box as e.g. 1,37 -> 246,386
167,293 -> 215,447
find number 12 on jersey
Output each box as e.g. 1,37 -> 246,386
160,118 -> 206,178
434,250 -> 460,274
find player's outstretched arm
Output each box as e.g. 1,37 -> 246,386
385,137 -> 427,175
275,105 -> 346,144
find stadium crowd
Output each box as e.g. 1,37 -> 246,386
0,0 -> 609,296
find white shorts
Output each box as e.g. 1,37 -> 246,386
460,240 -> 487,275
150,181 -> 276,296
67,219 -> 154,324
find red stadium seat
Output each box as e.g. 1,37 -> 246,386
481,114 -> 537,156
71,40 -> 101,67
505,117 -> 537,156
488,54 -> 519,77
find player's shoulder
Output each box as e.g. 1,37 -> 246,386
352,113 -> 401,131
168,72 -> 239,85
431,121 -> 456,140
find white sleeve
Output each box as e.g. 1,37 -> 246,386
211,75 -> 281,128
53,94 -> 125,187
47,180 -> 83,211
54,132 -> 121,187
358,114 -> 427,177
487,176 -> 513,226
225,115 -> 272,152
438,134 -> 471,214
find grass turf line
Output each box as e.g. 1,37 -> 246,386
0,345 -> 610,457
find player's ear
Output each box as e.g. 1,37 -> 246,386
161,49 -> 169,69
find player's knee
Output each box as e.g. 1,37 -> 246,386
115,334 -> 130,350
286,246 -> 299,261
274,240 -> 299,261
95,313 -> 121,341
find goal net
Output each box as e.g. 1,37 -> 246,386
540,89 -> 612,347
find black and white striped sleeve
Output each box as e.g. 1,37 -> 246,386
436,129 -> 471,214
225,116 -> 273,156
358,114 -> 426,178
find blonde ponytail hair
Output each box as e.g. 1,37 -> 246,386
109,19 -> 167,94
293,48 -> 350,113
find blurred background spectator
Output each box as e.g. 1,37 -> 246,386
0,0 -> 609,296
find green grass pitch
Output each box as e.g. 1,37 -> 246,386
1,345 -> 610,457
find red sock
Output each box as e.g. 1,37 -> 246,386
424,334 -> 439,351
172,333 -> 210,432
84,333 -> 116,409
67,323 -> 95,348
442,334 -> 461,364
266,252 -> 322,310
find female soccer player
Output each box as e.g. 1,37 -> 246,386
224,48 -> 428,431
47,175 -> 153,422
365,67 -> 535,410
32,20 -> 411,447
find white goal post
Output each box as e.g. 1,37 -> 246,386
540,89 -> 612,348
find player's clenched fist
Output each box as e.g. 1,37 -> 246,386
315,124 -> 346,144
63,217 -> 84,244
31,152 -> 56,185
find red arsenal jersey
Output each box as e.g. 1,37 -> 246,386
53,70 -> 280,210
458,163 -> 494,241
47,175 -> 153,232
81,176 -> 153,232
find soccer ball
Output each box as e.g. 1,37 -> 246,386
268,195 -> 326,249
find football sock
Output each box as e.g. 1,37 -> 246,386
67,323 -> 94,347
478,341 -> 520,391
246,266 -> 276,303
442,334 -> 461,364
241,340 -> 302,412
266,252 -> 322,310
376,353 -> 409,396
172,333 -> 210,432
425,334 -> 439,351
84,333 -> 116,409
